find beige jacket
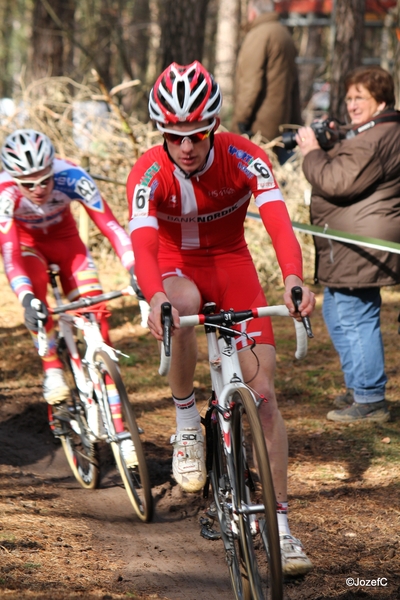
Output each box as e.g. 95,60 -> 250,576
232,13 -> 302,141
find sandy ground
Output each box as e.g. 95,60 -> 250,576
1,266 -> 400,599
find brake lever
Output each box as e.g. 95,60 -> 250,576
291,286 -> 314,339
161,302 -> 172,357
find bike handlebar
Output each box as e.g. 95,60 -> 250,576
50,286 -> 136,314
158,291 -> 312,376
291,286 -> 314,338
36,285 -> 151,357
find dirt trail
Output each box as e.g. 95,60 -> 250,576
39,457 -> 233,600
2,268 -> 400,599
0,395 -> 234,600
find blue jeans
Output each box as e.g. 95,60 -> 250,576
322,287 -> 387,404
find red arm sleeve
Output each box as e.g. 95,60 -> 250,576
130,226 -> 164,302
0,219 -> 33,301
259,200 -> 303,281
84,199 -> 134,271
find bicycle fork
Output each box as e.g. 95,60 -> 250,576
58,316 -> 107,440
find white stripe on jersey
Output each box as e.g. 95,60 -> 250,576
176,174 -> 200,249
157,176 -> 252,250
129,215 -> 158,233
254,188 -> 285,207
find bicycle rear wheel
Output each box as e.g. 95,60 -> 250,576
210,409 -> 250,600
232,389 -> 283,600
94,350 -> 153,522
52,342 -> 100,490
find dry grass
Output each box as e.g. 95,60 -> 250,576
0,76 -> 314,285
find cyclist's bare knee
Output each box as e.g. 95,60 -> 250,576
164,276 -> 201,316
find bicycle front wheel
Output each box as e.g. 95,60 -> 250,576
58,411 -> 100,490
210,409 -> 249,600
54,342 -> 100,490
232,389 -> 283,600
94,350 -> 153,522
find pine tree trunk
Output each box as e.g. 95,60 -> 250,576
214,0 -> 241,125
0,0 -> 13,97
31,0 -> 76,79
330,0 -> 366,121
130,0 -> 151,82
158,0 -> 210,71
297,20 -> 322,111
393,0 -> 400,108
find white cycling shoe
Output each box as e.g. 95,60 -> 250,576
280,533 -> 313,577
170,428 -> 206,493
120,439 -> 138,467
43,368 -> 70,405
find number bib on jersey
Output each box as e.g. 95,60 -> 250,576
247,158 -> 275,190
132,185 -> 151,218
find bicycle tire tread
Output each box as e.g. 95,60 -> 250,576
233,388 -> 283,600
94,350 -> 154,522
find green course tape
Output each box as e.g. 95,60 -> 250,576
246,212 -> 400,255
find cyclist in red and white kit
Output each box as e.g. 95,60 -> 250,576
0,129 -> 138,407
127,62 -> 315,576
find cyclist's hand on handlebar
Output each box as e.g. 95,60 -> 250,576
284,278 -> 315,338
283,277 -> 315,319
22,293 -> 49,331
148,292 -> 180,341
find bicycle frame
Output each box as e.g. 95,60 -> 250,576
159,299 -> 310,599
206,327 -> 251,456
37,268 -> 136,441
35,266 -> 154,520
58,311 -> 119,440
160,301 -> 308,482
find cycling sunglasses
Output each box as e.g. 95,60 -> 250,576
13,170 -> 54,191
159,120 -> 216,145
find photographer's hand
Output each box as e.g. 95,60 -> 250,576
295,126 -> 320,156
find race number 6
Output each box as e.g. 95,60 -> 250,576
253,159 -> 271,179
132,185 -> 150,217
248,158 -> 274,189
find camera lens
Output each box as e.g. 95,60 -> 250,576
281,131 -> 298,150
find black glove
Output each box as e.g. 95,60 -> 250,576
129,267 -> 145,301
22,293 -> 49,331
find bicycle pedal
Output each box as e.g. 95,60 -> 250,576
200,522 -> 221,541
205,501 -> 217,520
50,422 -> 69,437
52,404 -> 75,421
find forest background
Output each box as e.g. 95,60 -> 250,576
1,0 -> 400,128
0,0 -> 399,292
1,4 -> 400,598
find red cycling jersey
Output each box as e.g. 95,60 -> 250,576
127,132 -> 302,302
0,158 -> 134,302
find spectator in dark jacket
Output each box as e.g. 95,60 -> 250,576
232,0 -> 302,164
296,65 -> 400,423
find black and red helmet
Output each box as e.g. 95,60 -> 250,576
148,61 -> 222,125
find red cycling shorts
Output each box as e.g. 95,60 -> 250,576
159,248 -> 275,350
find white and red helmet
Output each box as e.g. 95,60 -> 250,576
1,129 -> 55,176
149,61 -> 222,125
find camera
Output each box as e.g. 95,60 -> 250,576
281,119 -> 341,151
